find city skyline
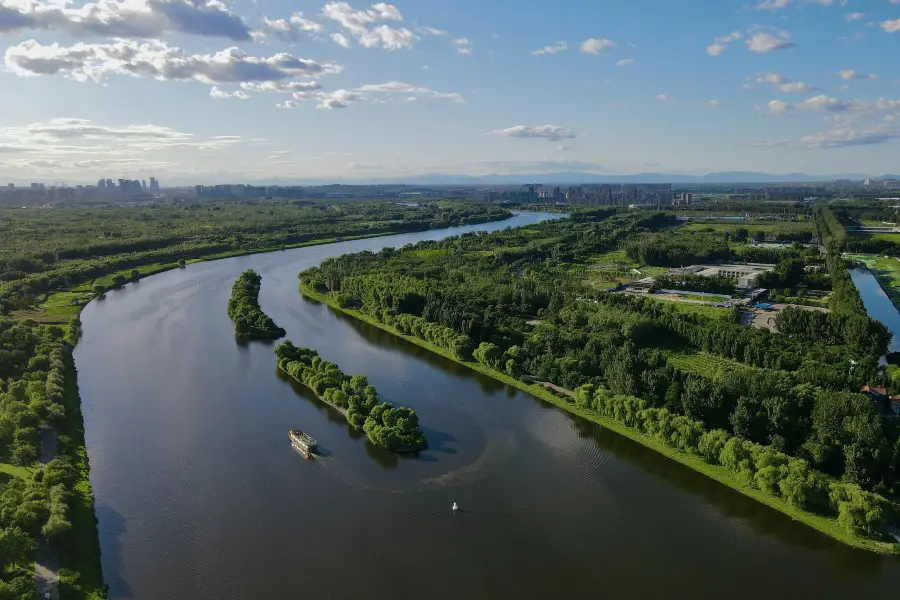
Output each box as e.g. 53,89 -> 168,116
1,0 -> 899,184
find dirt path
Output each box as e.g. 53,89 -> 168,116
35,428 -> 59,600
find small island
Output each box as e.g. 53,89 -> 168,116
275,341 -> 427,452
227,269 -> 286,340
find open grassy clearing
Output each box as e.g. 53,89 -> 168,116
667,350 -> 754,379
682,222 -> 815,234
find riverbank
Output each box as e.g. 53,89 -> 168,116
299,282 -> 899,555
19,216 -> 517,325
58,346 -> 105,599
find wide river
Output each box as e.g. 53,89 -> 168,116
76,213 -> 900,600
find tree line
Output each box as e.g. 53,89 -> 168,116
227,270 -> 285,340
295,208 -> 900,543
0,201 -> 511,315
275,341 -> 427,452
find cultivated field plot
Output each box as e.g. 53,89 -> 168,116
681,221 -> 816,235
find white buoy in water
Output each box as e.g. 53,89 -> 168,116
452,502 -> 459,512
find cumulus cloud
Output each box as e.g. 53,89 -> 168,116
846,12 -> 865,21
754,124 -> 900,149
4,39 -> 342,84
453,37 -> 471,54
331,32 -> 350,47
489,125 -> 576,141
882,19 -> 900,33
252,13 -> 324,43
418,26 -> 445,36
764,99 -> 793,116
747,31 -> 795,53
579,37 -> 615,54
209,85 -> 249,99
0,0 -> 252,41
531,41 -> 567,56
320,2 -> 418,50
616,58 -> 633,66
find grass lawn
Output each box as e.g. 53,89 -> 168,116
871,256 -> 900,307
670,293 -> 730,303
643,297 -> 733,321
584,249 -> 667,287
667,350 -> 754,379
300,282 -> 898,555
0,462 -> 34,479
682,222 -> 815,234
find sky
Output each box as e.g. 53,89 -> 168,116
0,0 -> 899,185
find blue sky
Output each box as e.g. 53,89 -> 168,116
0,0 -> 898,184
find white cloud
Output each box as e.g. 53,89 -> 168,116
839,70 -> 878,81
419,26 -> 445,36
253,13 -> 324,43
579,37 -> 615,54
317,89 -> 365,109
846,12 -> 865,21
209,86 -> 249,99
0,0 -> 252,41
780,82 -> 814,92
747,31 -> 795,52
355,81 -> 464,102
754,0 -> 794,10
615,58 -> 633,66
800,125 -> 900,148
531,41 -> 567,56
4,39 -> 342,84
708,100 -> 727,108
490,125 -> 576,141
321,2 -> 418,50
656,94 -> 677,104
239,81 -> 322,93
714,31 -> 743,44
454,37 -> 471,54
331,32 -> 350,48
707,31 -> 742,56
750,72 -> 814,93
797,95 -> 852,112
882,19 -> 900,33
765,99 -> 793,116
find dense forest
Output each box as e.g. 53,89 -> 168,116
275,341 -> 427,452
0,317 -> 103,599
299,209 -> 900,546
0,201 -> 511,317
227,270 -> 285,340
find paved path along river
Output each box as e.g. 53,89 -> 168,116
75,213 -> 900,600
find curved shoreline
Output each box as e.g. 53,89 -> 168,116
298,281 -> 899,555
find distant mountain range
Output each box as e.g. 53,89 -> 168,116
246,171 -> 900,187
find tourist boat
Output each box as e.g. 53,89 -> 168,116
289,429 -> 318,455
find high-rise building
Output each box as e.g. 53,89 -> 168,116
97,179 -> 106,189
142,179 -> 147,189
106,179 -> 114,188
149,177 -> 159,192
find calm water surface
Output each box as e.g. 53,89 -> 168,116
76,215 -> 900,600
850,267 -> 900,352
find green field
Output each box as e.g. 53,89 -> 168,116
682,222 -> 815,234
644,297 -> 733,320
871,256 -> 900,307
584,249 -> 667,287
667,350 -> 754,379
0,462 -> 34,479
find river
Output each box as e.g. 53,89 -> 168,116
75,213 -> 900,600
850,267 -> 900,353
